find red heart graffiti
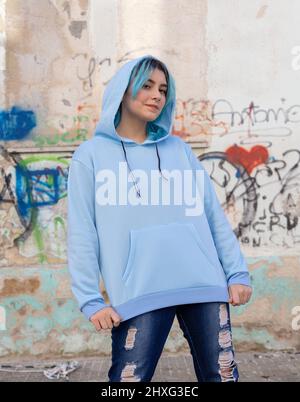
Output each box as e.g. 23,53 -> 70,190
225,144 -> 269,174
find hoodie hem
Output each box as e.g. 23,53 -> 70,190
112,285 -> 229,322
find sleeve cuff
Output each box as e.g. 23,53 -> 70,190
227,272 -> 252,287
81,298 -> 111,320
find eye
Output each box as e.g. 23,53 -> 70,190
143,84 -> 167,95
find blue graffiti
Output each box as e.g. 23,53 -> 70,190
16,166 -> 68,217
0,106 -> 37,140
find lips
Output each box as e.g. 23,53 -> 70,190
146,105 -> 159,111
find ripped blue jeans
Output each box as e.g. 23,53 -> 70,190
108,302 -> 239,382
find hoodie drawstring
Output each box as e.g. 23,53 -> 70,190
120,140 -> 168,198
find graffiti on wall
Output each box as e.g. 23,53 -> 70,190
0,145 -> 70,265
199,145 -> 300,251
0,107 -> 37,141
32,104 -> 98,147
0,104 -> 98,147
172,98 -> 300,141
172,98 -> 228,140
212,98 -> 300,130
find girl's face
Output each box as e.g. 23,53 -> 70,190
121,68 -> 168,122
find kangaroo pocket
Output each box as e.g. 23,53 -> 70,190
122,222 -> 224,299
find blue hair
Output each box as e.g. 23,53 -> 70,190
114,57 -> 175,128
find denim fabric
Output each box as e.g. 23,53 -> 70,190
108,302 -> 239,382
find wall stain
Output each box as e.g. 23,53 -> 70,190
0,278 -> 40,297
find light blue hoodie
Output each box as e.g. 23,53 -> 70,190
67,54 -> 251,322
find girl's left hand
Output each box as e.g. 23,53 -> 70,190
228,284 -> 252,306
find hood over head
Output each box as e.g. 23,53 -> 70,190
93,54 -> 176,198
94,54 -> 176,146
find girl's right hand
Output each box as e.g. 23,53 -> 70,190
90,307 -> 122,331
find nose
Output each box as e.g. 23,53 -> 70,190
152,89 -> 161,102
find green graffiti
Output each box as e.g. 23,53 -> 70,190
31,212 -> 47,263
33,129 -> 88,147
54,216 -> 66,256
19,155 -> 69,167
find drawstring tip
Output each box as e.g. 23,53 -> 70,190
160,171 -> 169,181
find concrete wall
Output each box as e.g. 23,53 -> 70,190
0,0 -> 299,358
204,0 -> 300,350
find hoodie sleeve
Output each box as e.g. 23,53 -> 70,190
183,141 -> 252,288
67,156 -> 111,320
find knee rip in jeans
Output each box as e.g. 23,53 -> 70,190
218,350 -> 237,382
218,304 -> 237,381
120,362 -> 141,382
218,328 -> 232,349
219,303 -> 228,327
124,326 -> 137,350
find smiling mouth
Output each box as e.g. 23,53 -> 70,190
146,105 -> 159,112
